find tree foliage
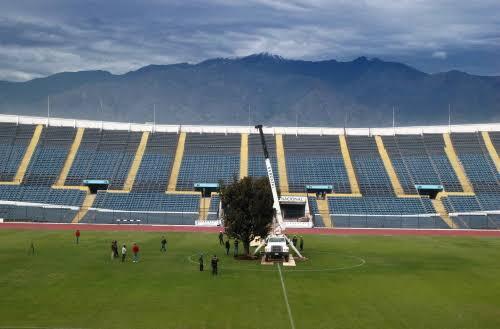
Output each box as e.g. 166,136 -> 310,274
219,176 -> 274,255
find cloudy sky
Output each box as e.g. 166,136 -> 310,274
1,0 -> 499,81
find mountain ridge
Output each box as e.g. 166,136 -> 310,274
0,53 -> 498,127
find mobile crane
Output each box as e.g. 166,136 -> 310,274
253,125 -> 304,261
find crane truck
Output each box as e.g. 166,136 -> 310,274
253,125 -> 305,262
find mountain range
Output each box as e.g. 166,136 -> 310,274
1,53 -> 499,127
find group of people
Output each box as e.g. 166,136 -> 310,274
291,235 -> 305,251
198,254 -> 219,275
111,240 -> 140,263
219,232 -> 241,257
74,229 -> 147,263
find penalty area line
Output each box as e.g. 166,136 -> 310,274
277,263 -> 296,329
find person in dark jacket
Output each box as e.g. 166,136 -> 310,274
234,239 -> 239,257
211,255 -> 219,275
113,240 -> 119,258
225,240 -> 230,255
218,231 -> 224,245
292,235 -> 298,247
161,236 -> 167,252
199,254 -> 204,271
299,236 -> 304,251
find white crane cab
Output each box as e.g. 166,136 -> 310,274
264,234 -> 290,262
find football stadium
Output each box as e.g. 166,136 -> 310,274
1,114 -> 500,329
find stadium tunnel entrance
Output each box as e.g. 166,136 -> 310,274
83,179 -> 109,194
415,184 -> 444,199
306,184 -> 333,200
194,183 -> 219,197
279,195 -> 311,221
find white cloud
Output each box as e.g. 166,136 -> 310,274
432,51 -> 447,59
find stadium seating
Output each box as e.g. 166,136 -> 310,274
207,194 -> 220,220
82,191 -> 200,225
346,136 -> 394,195
490,132 -> 500,153
24,127 -> 76,186
0,120 -> 499,229
0,185 -> 85,206
382,135 -> 463,194
133,132 -> 179,192
328,196 -> 434,215
248,134 -> 280,186
451,133 -> 499,192
283,135 -> 351,193
421,134 -> 463,192
0,123 -> 36,182
176,134 -> 240,190
66,129 -> 141,189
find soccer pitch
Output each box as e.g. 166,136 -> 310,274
1,229 -> 500,329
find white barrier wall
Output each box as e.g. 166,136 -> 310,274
1,113 -> 499,136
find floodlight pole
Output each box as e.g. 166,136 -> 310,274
392,106 -> 395,135
448,104 -> 451,133
47,95 -> 50,127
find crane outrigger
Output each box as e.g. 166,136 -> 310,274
253,125 -> 305,261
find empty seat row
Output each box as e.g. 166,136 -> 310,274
0,185 -> 85,206
327,196 -> 434,215
92,191 -> 200,212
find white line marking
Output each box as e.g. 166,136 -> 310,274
277,263 -> 296,329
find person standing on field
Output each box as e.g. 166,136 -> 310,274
218,231 -> 224,245
75,230 -> 80,244
292,235 -> 298,247
211,255 -> 219,275
199,254 -> 204,271
121,244 -> 127,262
234,239 -> 239,257
299,236 -> 304,251
132,243 -> 140,263
160,236 -> 167,252
225,240 -> 230,255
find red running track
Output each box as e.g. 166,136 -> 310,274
1,222 -> 500,237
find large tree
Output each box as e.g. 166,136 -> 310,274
219,176 -> 275,256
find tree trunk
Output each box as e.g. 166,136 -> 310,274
243,240 -> 251,256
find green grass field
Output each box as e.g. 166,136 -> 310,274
1,229 -> 500,329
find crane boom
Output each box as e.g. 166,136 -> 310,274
255,125 -> 285,232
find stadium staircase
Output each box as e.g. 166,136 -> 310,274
316,198 -> 333,227
376,136 -> 405,197
72,192 -> 96,223
167,132 -> 186,192
275,134 -> 289,193
443,133 -> 474,193
122,131 -> 149,191
432,193 -> 459,228
482,131 -> 500,172
339,135 -> 361,195
198,196 -> 211,221
0,124 -> 44,185
240,133 -> 248,178
55,127 -> 84,187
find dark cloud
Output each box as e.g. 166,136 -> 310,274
0,0 -> 499,81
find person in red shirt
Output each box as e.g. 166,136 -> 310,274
132,243 -> 139,263
75,230 -> 81,244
